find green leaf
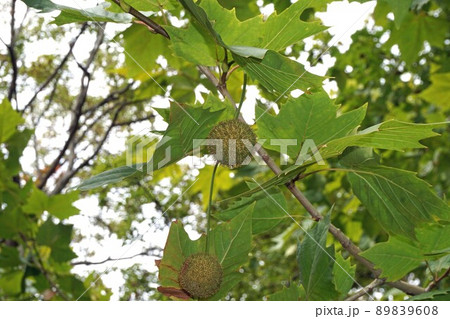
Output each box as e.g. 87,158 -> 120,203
22,186 -> 79,219
22,185 -> 48,216
333,252 -> 356,296
387,13 -> 447,65
0,246 -> 21,268
77,165 -> 142,190
166,23 -> 219,66
297,212 -> 339,300
361,224 -> 450,281
0,99 -> 24,144
234,51 -> 324,95
22,0 -> 133,25
345,165 -> 450,239
320,120 -> 446,160
418,72 -> 450,111
47,191 -> 80,219
268,284 -> 301,301
36,219 -> 77,262
257,91 -> 366,158
380,0 -> 413,28
4,129 -> 33,175
217,0 -> 260,21
217,184 -> 288,234
172,0 -> 325,64
120,24 -> 170,79
200,0 -> 326,52
208,203 -> 253,274
178,0 -> 226,47
408,289 -> 450,301
0,270 -> 23,295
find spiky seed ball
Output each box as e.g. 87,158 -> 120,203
178,253 -> 223,299
207,119 -> 257,168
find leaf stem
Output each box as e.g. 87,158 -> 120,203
205,162 -> 219,252
235,73 -> 247,119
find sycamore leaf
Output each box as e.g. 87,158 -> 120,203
208,204 -> 253,274
36,219 -> 77,262
120,24 -> 170,79
387,13 -> 447,65
297,212 -> 339,300
22,186 -> 79,219
380,0 -> 413,28
200,0 -> 326,52
333,252 -> 356,296
320,120 -> 446,160
173,0 -> 325,67
0,99 -> 24,144
268,284 -> 302,301
256,91 -> 366,158
178,0 -> 226,47
345,165 -> 450,239
418,72 -> 450,111
166,23 -> 219,66
234,51 -> 324,95
361,224 -> 450,281
408,289 -> 450,301
0,270 -> 23,295
217,184 -> 288,234
22,0 -> 133,25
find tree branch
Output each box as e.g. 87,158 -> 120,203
71,248 -> 162,266
426,267 -> 450,291
6,0 -> 18,105
38,26 -> 105,190
111,0 -> 170,39
345,279 -> 385,301
22,23 -> 88,114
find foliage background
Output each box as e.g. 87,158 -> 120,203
0,0 -> 449,300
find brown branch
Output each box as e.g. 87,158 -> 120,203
22,23 -> 88,113
113,114 -> 155,126
427,267 -> 450,291
346,279 -> 385,301
50,101 -> 126,194
37,26 -> 105,190
110,0 -> 170,39
197,65 -> 426,296
71,248 -> 162,266
6,0 -> 18,104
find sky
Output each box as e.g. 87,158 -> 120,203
1,0 -> 377,300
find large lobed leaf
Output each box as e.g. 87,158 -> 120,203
22,0 -> 133,25
361,224 -> 450,281
256,91 -> 366,158
217,183 -> 288,235
345,165 -> 450,239
297,212 -> 339,300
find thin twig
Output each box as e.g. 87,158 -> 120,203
346,279 -> 385,301
111,0 -> 170,39
71,249 -> 161,266
427,267 -> 450,291
22,23 -> 88,113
